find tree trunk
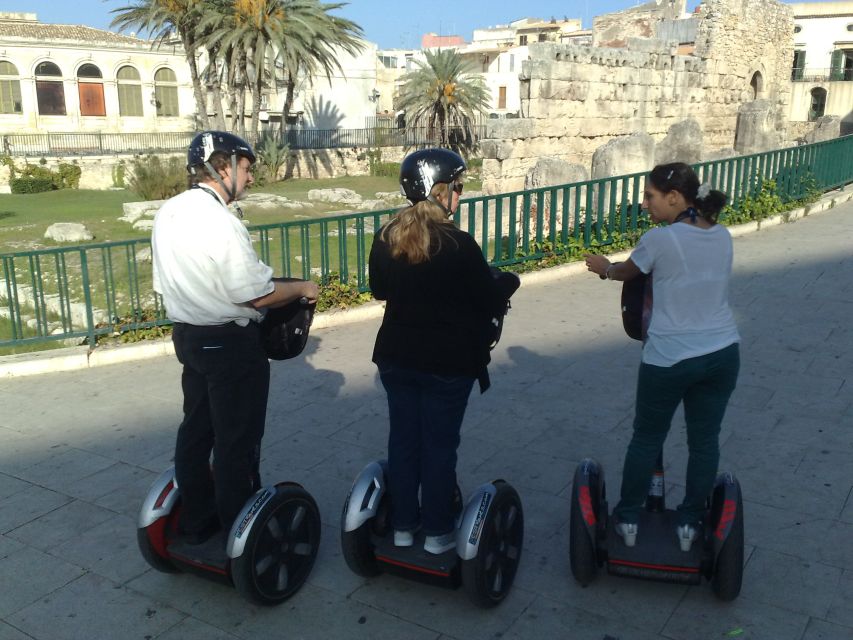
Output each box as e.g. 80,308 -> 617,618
226,47 -> 239,132
206,47 -> 226,130
180,30 -> 209,130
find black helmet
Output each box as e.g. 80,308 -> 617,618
259,279 -> 316,361
399,148 -> 466,203
187,131 -> 256,202
187,130 -> 256,169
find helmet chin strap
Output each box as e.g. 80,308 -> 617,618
202,153 -> 238,203
427,182 -> 454,218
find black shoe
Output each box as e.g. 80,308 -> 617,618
178,518 -> 221,545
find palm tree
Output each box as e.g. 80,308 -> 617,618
275,2 -> 365,136
200,0 -> 364,140
110,0 -> 211,129
396,48 -> 490,153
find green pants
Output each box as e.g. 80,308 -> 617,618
614,343 -> 740,526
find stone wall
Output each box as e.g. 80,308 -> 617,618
593,0 -> 687,48
481,0 -> 794,194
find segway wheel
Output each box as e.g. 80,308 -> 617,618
461,481 -> 524,608
231,485 -> 321,606
569,475 -> 599,586
137,525 -> 180,573
341,490 -> 390,577
711,489 -> 744,601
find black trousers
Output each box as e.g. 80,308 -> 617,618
172,321 -> 270,534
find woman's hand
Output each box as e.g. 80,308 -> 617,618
584,254 -> 611,279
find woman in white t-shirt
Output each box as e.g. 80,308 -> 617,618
584,162 -> 740,552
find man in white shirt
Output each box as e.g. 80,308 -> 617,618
152,131 -> 318,544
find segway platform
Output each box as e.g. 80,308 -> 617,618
373,531 -> 458,585
341,460 -> 524,607
605,510 -> 703,585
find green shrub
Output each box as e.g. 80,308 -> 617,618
127,155 -> 185,200
10,176 -> 55,194
316,272 -> 373,311
57,162 -> 81,189
112,160 -> 126,188
254,134 -> 290,186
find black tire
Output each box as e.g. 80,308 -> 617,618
569,480 -> 598,586
461,481 -> 524,608
137,525 -> 180,573
341,522 -> 381,577
340,490 -> 390,577
231,485 -> 321,606
711,489 -> 744,601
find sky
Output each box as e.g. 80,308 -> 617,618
0,0 -> 821,49
0,0 -> 716,49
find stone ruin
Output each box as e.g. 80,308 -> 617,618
480,0 -> 796,194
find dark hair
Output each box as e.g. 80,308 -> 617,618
648,162 -> 728,222
187,151 -> 231,189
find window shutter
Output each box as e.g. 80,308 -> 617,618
830,50 -> 843,80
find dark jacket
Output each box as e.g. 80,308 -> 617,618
369,223 -> 507,385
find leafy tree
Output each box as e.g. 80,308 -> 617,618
200,0 -> 364,140
396,48 -> 490,153
110,0 -> 211,128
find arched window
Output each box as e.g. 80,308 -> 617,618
809,87 -> 827,121
77,63 -> 105,116
35,61 -> 66,116
0,61 -> 22,114
117,65 -> 143,117
750,71 -> 763,100
154,67 -> 179,117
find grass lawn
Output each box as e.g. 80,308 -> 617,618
0,172 -> 484,254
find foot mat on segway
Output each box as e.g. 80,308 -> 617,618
606,510 -> 703,585
373,533 -> 458,582
167,531 -> 229,574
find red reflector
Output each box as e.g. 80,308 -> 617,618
715,498 -> 736,540
154,481 -> 174,509
579,485 -> 597,526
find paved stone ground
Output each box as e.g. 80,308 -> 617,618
1,198 -> 852,640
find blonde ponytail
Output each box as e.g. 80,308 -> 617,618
380,185 -> 456,263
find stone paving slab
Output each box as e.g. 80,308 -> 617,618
0,194 -> 852,638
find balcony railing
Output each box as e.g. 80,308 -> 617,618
792,67 -> 853,82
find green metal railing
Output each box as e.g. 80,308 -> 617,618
2,135 -> 852,350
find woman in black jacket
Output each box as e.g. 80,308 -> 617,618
369,148 -> 508,554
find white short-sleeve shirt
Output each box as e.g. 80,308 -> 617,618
630,223 -> 740,367
152,186 -> 274,326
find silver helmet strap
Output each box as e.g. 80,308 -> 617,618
426,182 -> 455,218
202,154 -> 239,203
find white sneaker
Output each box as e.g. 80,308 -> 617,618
394,530 -> 414,547
615,522 -> 638,548
424,532 -> 456,555
677,524 -> 698,552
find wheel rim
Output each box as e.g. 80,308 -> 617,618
251,499 -> 318,599
481,498 -> 522,599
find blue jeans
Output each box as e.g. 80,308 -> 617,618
378,363 -> 475,536
614,343 -> 740,526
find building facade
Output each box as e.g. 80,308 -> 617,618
0,12 -> 195,134
788,1 -> 853,132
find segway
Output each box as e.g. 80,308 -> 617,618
137,468 -> 321,605
341,460 -> 524,608
569,453 -> 744,601
138,288 -> 320,605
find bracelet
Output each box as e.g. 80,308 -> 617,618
605,264 -> 615,280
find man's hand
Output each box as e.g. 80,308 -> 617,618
251,279 -> 319,309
